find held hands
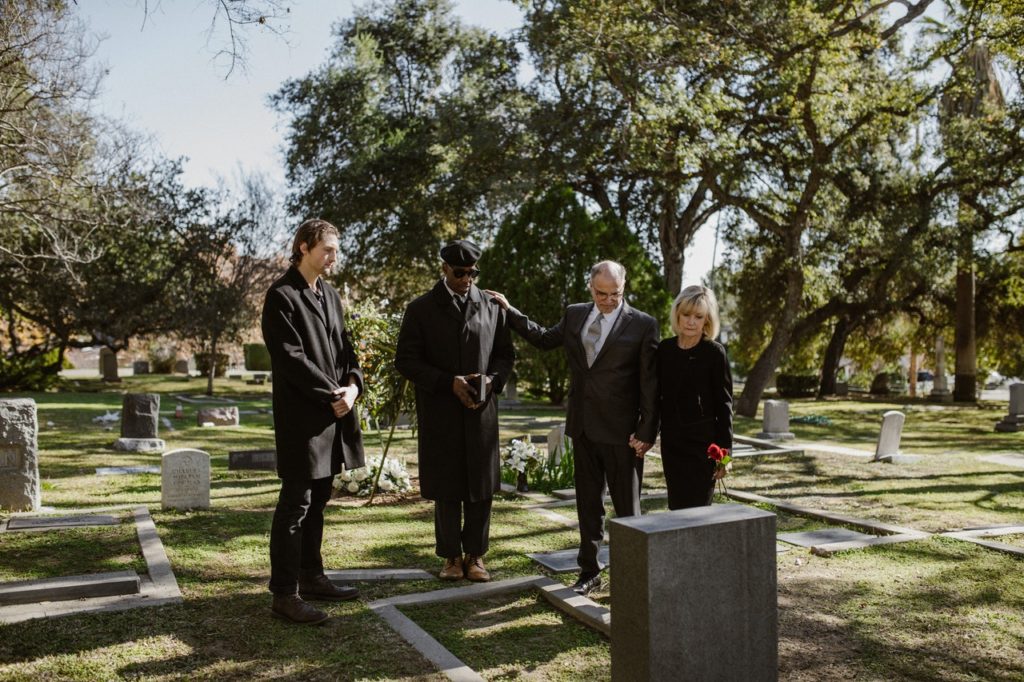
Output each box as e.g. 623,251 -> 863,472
330,385 -> 358,418
453,374 -> 490,410
628,432 -> 653,458
482,290 -> 510,310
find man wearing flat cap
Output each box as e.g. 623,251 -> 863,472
395,239 -> 515,582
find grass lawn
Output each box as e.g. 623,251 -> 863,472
0,378 -> 1022,680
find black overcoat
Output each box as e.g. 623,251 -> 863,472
394,280 -> 515,502
261,266 -> 365,480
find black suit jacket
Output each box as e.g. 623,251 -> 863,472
261,266 -> 364,480
507,302 -> 659,444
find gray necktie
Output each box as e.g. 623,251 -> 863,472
583,315 -> 602,367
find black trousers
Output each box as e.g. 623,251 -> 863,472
268,476 -> 333,595
434,498 -> 492,558
573,433 -> 643,575
662,446 -> 716,510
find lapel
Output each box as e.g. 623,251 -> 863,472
570,304 -> 594,368
290,267 -> 327,328
464,284 -> 482,324
592,303 -> 633,367
431,279 -> 465,324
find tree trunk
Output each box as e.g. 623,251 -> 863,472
658,189 -> 683,297
818,317 -> 850,397
953,210 -> 976,402
735,254 -> 805,417
206,335 -> 217,397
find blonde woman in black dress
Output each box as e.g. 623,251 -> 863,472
655,285 -> 733,509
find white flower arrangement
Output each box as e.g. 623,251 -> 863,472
333,455 -> 412,497
501,438 -> 544,475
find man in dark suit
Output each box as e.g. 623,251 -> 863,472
261,219 -> 365,625
486,261 -> 658,595
395,240 -> 514,583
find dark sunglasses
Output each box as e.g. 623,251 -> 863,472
451,267 -> 480,279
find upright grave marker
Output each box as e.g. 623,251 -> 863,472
0,399 -> 39,512
547,423 -> 566,463
161,449 -> 210,510
994,383 -> 1024,433
873,410 -> 906,462
609,504 -> 778,681
114,394 -> 165,453
757,400 -> 795,440
99,348 -> 120,382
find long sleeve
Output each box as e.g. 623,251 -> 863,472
711,343 -> 734,450
487,309 -> 515,394
506,306 -> 566,351
261,289 -> 339,404
394,304 -> 453,394
635,316 -> 660,443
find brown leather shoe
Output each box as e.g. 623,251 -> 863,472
464,555 -> 490,582
439,556 -> 464,580
271,594 -> 329,625
298,574 -> 359,602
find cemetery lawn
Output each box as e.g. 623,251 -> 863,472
0,378 -> 1020,680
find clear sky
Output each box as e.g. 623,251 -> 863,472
75,0 -> 716,287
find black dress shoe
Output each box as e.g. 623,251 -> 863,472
298,574 -> 359,601
271,594 -> 329,625
571,572 -> 602,596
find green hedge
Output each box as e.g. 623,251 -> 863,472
244,343 -> 271,371
776,373 -> 819,398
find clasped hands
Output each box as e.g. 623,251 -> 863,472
453,373 -> 490,409
330,385 -> 358,418
629,433 -> 653,458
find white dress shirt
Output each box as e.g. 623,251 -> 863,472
581,300 -> 623,358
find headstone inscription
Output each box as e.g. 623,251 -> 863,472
161,449 -> 211,510
0,398 -> 40,512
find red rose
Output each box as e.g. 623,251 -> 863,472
707,443 -> 725,461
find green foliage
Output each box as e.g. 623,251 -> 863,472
243,343 -> 271,371
0,347 -> 63,391
193,352 -> 229,377
146,344 -> 178,374
775,374 -> 819,398
345,302 -> 415,428
274,0 -> 528,306
479,187 -> 669,402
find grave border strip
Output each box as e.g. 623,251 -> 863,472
0,506 -> 182,623
368,575 -> 610,681
939,525 -> 1024,558
724,489 -> 931,555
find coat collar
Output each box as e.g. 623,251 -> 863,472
431,279 -> 482,323
289,265 -> 330,329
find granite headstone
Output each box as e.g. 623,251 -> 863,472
0,399 -> 40,511
196,406 -> 239,427
873,410 -> 906,462
757,400 -> 794,440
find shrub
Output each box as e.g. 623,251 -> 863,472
776,373 -> 818,398
243,343 -> 271,371
870,371 -> 906,395
194,352 -> 229,377
147,345 -> 177,374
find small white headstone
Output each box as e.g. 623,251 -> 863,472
874,411 -> 906,461
547,423 -> 566,463
757,400 -> 794,440
161,449 -> 210,510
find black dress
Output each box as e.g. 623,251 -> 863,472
656,337 -> 733,509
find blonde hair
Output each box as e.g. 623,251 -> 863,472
670,285 -> 721,340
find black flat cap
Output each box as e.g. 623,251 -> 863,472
440,239 -> 481,266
